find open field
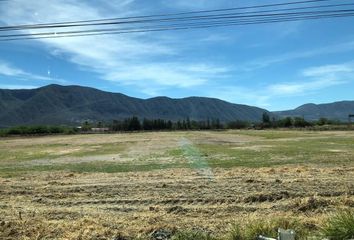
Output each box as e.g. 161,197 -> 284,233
1,130 -> 354,239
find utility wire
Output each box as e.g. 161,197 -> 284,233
1,9 -> 354,39
0,0 -> 342,31
2,14 -> 353,41
2,3 -> 354,32
0,0 -> 353,41
1,12 -> 353,41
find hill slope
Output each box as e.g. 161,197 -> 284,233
275,101 -> 354,121
0,85 -> 268,127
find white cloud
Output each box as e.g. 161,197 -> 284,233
268,62 -> 354,96
0,0 -> 230,93
0,61 -> 56,81
0,63 -> 25,77
0,84 -> 39,89
206,86 -> 271,108
268,83 -> 304,95
302,63 -> 354,78
208,62 -> 354,108
199,34 -> 231,43
240,41 -> 354,71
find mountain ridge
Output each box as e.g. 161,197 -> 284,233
275,101 -> 354,121
0,84 -> 268,127
1,84 -> 353,127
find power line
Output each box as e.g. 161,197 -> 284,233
0,0 -> 353,41
2,3 -> 354,33
0,0 -> 341,31
2,13 -> 353,41
1,9 -> 354,39
1,12 -> 353,41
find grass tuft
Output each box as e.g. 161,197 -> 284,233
227,218 -> 310,240
321,209 -> 354,240
171,229 -> 216,240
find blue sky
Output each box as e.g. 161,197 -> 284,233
0,0 -> 353,111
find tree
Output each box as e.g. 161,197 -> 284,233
142,118 -> 152,130
186,117 -> 191,129
317,117 -> 329,126
112,120 -> 123,131
97,121 -> 103,128
182,120 -> 187,130
261,112 -> 271,128
167,120 -> 173,130
206,118 -> 211,129
294,117 -> 311,128
211,118 -> 222,129
227,120 -> 250,129
283,117 -> 293,128
176,120 -> 182,130
82,121 -> 91,131
262,112 -> 271,124
128,116 -> 141,131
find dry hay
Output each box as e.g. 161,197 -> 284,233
1,166 -> 353,239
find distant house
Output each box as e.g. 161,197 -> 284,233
91,128 -> 110,133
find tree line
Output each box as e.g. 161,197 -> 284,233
260,112 -> 343,128
0,125 -> 78,137
0,113 -> 349,136
82,117 -> 226,132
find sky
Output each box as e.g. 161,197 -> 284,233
0,0 -> 353,111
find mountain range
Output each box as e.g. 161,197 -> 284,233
275,101 -> 354,122
0,84 -> 353,127
0,84 -> 267,127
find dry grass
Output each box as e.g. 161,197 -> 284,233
0,130 -> 354,239
1,167 -> 353,239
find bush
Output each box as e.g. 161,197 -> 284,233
321,210 -> 354,240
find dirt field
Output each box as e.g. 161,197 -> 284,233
0,130 -> 354,239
